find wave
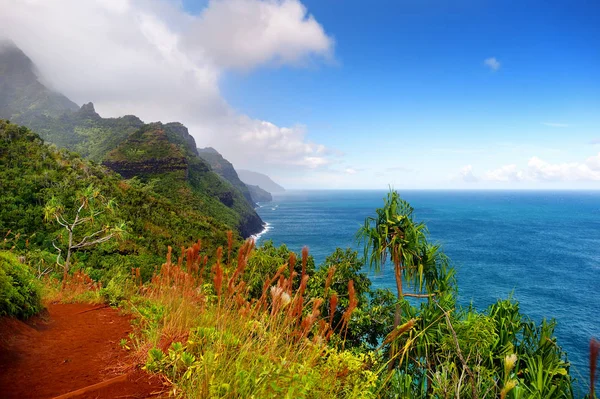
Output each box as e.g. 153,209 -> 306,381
251,222 -> 272,243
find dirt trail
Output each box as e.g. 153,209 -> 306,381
0,303 -> 165,398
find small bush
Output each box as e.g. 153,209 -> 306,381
0,251 -> 43,318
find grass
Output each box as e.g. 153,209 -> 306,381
116,238 -> 383,398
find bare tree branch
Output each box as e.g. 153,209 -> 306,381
52,241 -> 64,267
72,229 -> 107,249
54,215 -> 69,229
71,234 -> 114,250
404,292 -> 436,298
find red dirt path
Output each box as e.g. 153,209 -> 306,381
0,303 -> 166,398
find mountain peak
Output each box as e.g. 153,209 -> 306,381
198,147 -> 219,154
79,102 -> 99,118
0,41 -> 37,83
0,43 -> 79,123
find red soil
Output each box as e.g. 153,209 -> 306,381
0,303 -> 166,398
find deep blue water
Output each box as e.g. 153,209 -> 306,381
255,190 -> 600,393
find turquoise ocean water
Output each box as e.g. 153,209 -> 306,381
255,190 -> 600,393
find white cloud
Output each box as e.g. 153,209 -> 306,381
344,168 -> 357,175
459,165 -> 478,182
584,152 -> 600,171
184,0 -> 334,70
484,57 -> 500,71
527,156 -> 600,181
0,0 -> 335,171
460,152 -> 600,184
484,164 -> 525,182
542,122 -> 569,128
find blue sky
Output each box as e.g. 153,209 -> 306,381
4,0 -> 599,189
186,0 -> 600,189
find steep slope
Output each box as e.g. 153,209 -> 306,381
0,44 -> 264,238
104,124 -> 264,237
246,184 -> 272,203
197,147 -> 255,205
0,42 -> 79,123
24,102 -> 144,162
238,169 -> 285,193
0,119 -> 232,279
0,43 -> 142,162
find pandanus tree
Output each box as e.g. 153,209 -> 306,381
357,190 -> 454,366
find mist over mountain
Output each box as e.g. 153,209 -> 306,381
0,43 -> 264,238
237,170 -> 286,194
246,184 -> 273,203
0,42 -> 79,124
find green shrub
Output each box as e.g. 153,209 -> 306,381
0,251 -> 43,318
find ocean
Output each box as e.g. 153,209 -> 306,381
255,190 -> 600,393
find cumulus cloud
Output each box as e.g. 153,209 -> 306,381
484,164 -> 524,182
459,165 -> 478,182
527,156 -> 600,181
484,57 -> 500,71
184,0 -> 334,70
0,0 -> 335,171
587,153 -> 600,170
462,152 -> 600,184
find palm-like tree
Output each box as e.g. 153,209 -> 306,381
358,190 -> 428,328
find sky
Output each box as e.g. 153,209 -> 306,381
1,0 -> 599,189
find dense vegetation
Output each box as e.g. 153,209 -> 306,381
3,43 -> 595,397
104,123 -> 264,237
0,251 -> 42,318
0,44 -> 265,238
2,118 -> 597,397
0,119 -> 233,284
198,147 -> 257,205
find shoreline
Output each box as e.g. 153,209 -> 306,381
251,222 -> 271,242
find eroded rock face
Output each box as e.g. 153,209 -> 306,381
164,122 -> 198,156
103,157 -> 188,180
103,124 -> 189,180
101,124 -> 265,238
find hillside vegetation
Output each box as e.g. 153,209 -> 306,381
0,120 -> 582,395
198,147 -> 256,205
0,44 -> 265,238
1,44 -> 594,399
0,119 -> 234,284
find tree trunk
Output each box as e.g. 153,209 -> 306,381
388,263 -> 404,371
394,263 -> 404,327
62,230 -> 73,291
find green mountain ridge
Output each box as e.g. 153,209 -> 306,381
104,124 -> 264,237
0,119 -> 232,281
197,147 -> 275,204
0,43 -> 264,238
246,184 -> 272,203
0,42 -> 79,124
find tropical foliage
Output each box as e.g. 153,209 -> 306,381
0,251 -> 42,318
0,119 -> 594,397
0,119 -> 233,284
